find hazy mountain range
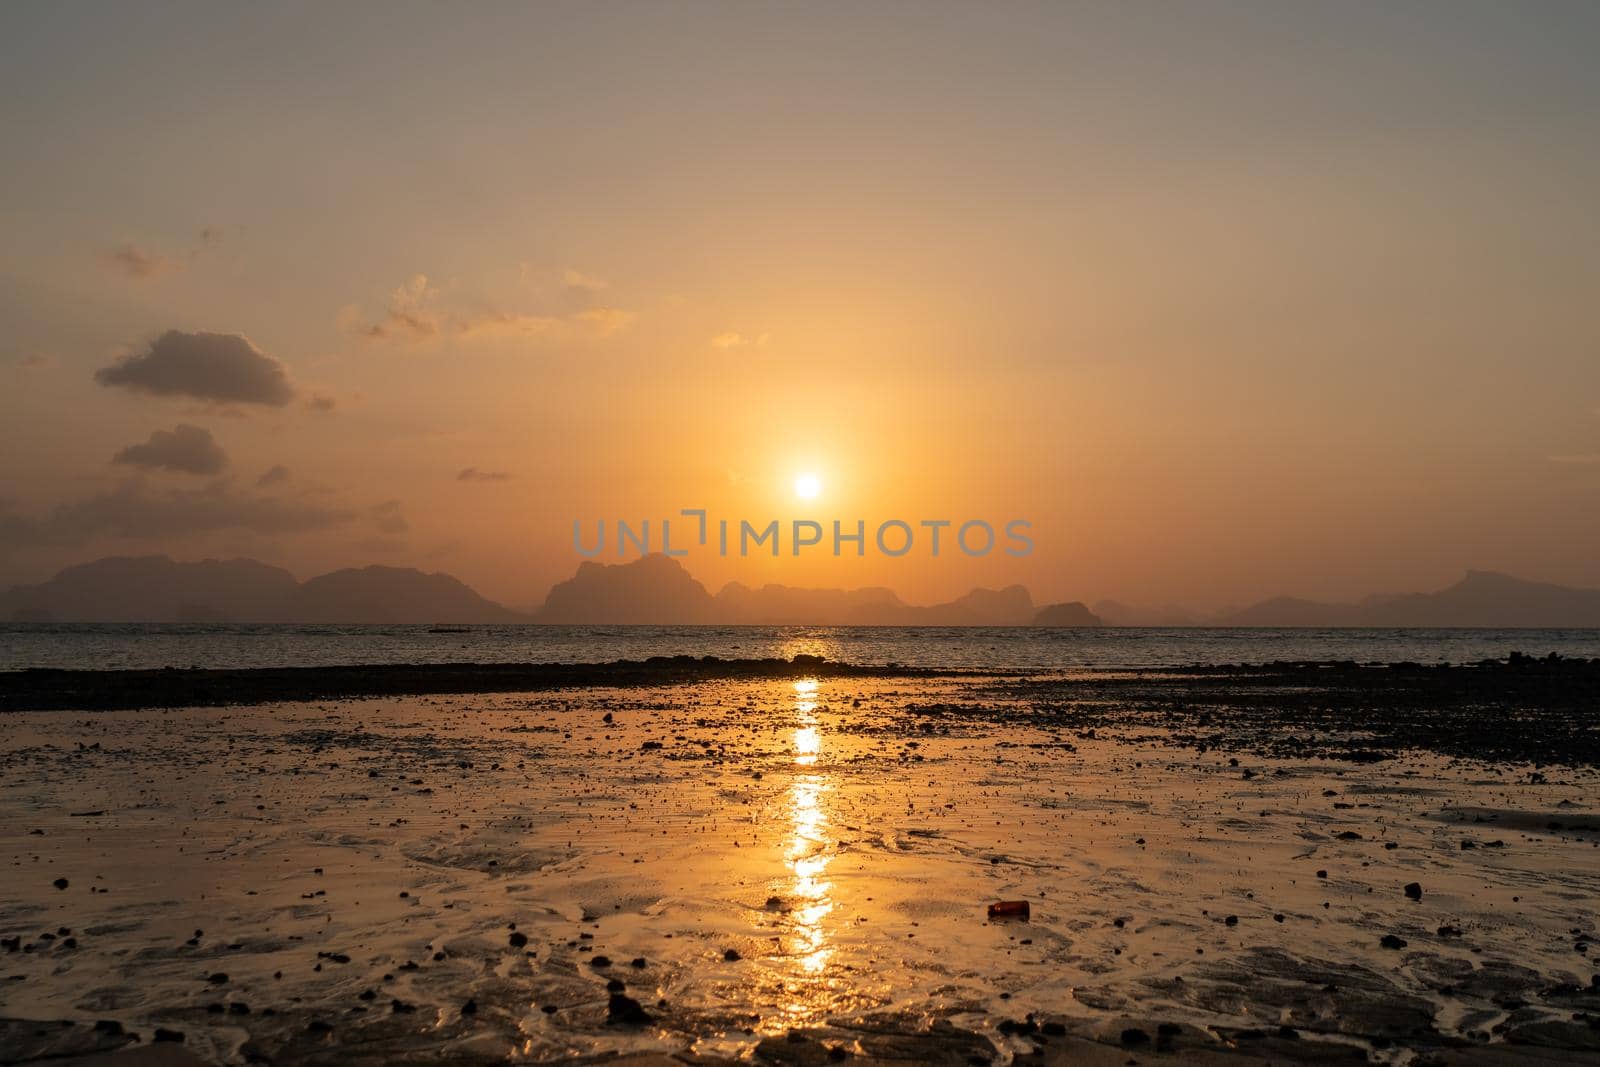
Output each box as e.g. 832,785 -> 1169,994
537,554 -> 1099,626
3,554 -> 1599,627
0,556 -> 521,625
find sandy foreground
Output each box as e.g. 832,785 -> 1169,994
2,674 -> 1599,1066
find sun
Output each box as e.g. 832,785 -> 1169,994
794,473 -> 822,500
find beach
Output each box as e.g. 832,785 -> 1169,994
4,663 -> 1599,1065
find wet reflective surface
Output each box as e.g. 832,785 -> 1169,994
2,677 -> 1599,1064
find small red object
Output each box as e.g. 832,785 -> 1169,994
987,900 -> 1030,920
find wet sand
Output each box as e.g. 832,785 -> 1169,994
3,670 -> 1599,1065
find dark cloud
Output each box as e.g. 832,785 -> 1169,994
0,481 -> 354,550
457,467 -> 511,482
255,464 -> 291,488
112,424 -> 228,476
95,330 -> 295,407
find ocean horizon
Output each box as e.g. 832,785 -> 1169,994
3,621 -> 1598,673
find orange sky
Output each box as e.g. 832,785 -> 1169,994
2,4 -> 1599,610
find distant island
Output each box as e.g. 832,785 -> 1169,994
4,554 -> 1600,627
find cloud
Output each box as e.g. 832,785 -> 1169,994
452,310 -> 560,339
112,424 -> 228,476
562,268 -> 607,295
255,464 -> 291,488
0,481 -> 356,550
349,271 -> 636,345
574,307 -> 636,336
95,330 -> 295,407
711,331 -> 770,349
102,227 -> 221,280
457,467 -> 511,482
370,499 -> 409,534
104,244 -> 179,279
356,274 -> 441,340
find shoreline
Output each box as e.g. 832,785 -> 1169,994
3,675 -> 1597,1065
3,654 -> 1599,767
0,656 -> 954,713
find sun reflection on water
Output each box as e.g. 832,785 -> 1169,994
793,678 -> 820,766
783,678 -> 834,1007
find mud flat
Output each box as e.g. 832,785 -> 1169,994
2,669 -> 1599,1064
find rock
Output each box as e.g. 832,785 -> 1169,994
1121,1027 -> 1152,1046
1381,934 -> 1408,950
724,948 -> 742,961
460,999 -> 476,1016
509,931 -> 528,948
607,992 -> 654,1025
153,1028 -> 185,1043
52,878 -> 69,890
1404,882 -> 1422,900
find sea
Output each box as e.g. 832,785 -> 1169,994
1,623 -> 1597,672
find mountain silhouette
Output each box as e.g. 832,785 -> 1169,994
1,556 -> 300,623
1033,601 -> 1104,626
1092,599 -> 1203,627
537,554 -> 716,624
713,581 -> 905,625
1220,571 -> 1600,627
0,555 -> 523,624
533,557 -> 1064,625
288,565 -> 524,624
6,555 -> 1598,627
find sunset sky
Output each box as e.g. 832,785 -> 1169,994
2,2 -> 1598,611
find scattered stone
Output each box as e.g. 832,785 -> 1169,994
607,992 -> 654,1025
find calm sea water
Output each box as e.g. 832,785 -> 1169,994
1,623 -> 1597,672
